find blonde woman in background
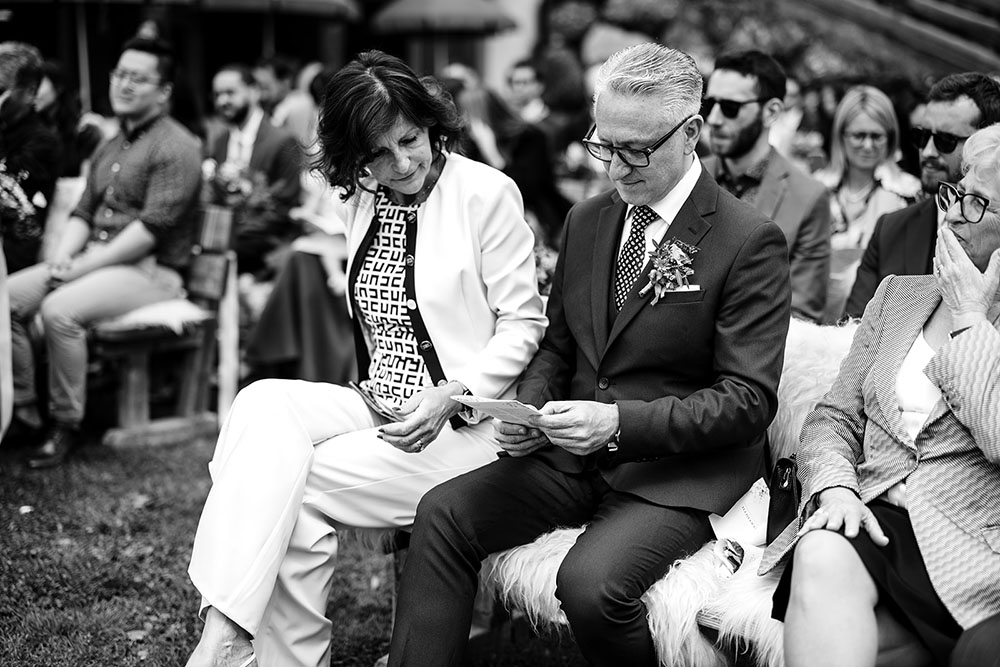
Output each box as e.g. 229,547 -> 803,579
816,85 -> 920,323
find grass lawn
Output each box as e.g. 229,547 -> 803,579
1,431 -> 586,666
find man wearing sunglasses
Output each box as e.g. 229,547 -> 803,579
701,50 -> 831,324
844,72 -> 1000,320
388,43 -> 791,666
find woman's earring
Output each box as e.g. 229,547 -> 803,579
360,166 -> 372,179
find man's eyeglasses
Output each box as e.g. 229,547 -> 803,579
910,127 -> 968,154
110,69 -> 160,87
937,181 -> 998,224
582,115 -> 694,168
700,97 -> 765,119
844,131 -> 888,147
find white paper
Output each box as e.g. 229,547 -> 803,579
450,396 -> 541,426
708,477 -> 769,548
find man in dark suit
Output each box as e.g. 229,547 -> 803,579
843,72 -> 1000,319
209,64 -> 302,277
701,50 -> 830,323
386,43 -> 791,667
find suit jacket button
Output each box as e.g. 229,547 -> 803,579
598,378 -> 610,390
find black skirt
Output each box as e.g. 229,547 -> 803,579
772,500 -> 962,665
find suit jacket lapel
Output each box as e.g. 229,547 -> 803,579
591,196 -> 626,354
903,199 -> 938,274
873,276 -> 940,447
606,172 -> 715,350
753,155 -> 788,220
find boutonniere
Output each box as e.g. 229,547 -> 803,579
638,237 -> 699,306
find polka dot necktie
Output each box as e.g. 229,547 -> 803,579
614,205 -> 658,311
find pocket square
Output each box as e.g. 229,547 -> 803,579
664,284 -> 700,292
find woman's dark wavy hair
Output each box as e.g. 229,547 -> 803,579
315,50 -> 463,200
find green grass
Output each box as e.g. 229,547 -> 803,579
1,433 -> 585,666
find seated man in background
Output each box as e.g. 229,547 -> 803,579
207,63 -> 303,279
8,36 -> 202,467
702,50 -> 831,323
843,71 -> 1000,320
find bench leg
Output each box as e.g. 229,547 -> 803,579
117,351 -> 150,428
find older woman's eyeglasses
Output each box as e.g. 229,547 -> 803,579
582,115 -> 694,168
937,182 -> 998,224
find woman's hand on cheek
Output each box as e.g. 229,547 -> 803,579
935,229 -> 1000,321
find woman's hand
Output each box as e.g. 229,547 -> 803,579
378,382 -> 465,453
797,487 -> 889,546
935,227 -> 1000,324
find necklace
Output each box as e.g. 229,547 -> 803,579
386,153 -> 446,207
839,181 -> 875,203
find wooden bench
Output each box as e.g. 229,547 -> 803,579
89,204 -> 236,447
478,318 -> 859,667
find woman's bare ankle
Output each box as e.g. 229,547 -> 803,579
186,608 -> 254,667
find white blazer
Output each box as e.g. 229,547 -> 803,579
336,153 -> 548,416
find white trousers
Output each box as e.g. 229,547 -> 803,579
187,379 -> 500,667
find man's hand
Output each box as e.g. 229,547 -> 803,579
797,487 -> 889,546
530,401 -> 619,456
494,420 -> 550,457
378,382 -> 464,453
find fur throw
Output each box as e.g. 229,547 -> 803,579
95,298 -> 211,335
485,318 -> 859,667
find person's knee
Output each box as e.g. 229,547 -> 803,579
413,479 -> 465,535
555,555 -> 632,628
790,530 -> 871,601
233,378 -> 293,413
38,297 -> 75,334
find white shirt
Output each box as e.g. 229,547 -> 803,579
618,157 -> 702,258
225,107 -> 264,170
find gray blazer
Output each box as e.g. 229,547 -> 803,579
760,274 -> 1000,628
703,151 -> 831,323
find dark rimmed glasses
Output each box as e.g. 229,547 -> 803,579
937,181 -> 998,224
700,97 -> 765,119
911,127 -> 969,155
582,115 -> 694,168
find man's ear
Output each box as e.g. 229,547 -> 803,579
683,115 -> 704,155
761,97 -> 785,128
158,82 -> 173,104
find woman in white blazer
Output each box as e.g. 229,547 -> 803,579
760,123 -> 1000,667
185,51 -> 547,667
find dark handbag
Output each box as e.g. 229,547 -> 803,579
766,455 -> 801,544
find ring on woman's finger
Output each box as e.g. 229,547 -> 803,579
414,438 -> 423,450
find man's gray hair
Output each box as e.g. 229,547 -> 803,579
592,43 -> 702,124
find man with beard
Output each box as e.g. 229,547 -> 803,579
843,72 -> 1000,320
208,64 -> 302,278
702,50 -> 831,323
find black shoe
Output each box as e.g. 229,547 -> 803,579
26,425 -> 79,469
2,414 -> 43,448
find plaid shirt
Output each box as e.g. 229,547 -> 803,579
73,114 -> 202,271
712,148 -> 773,206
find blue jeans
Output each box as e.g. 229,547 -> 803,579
9,259 -> 184,426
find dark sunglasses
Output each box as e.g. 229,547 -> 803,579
910,127 -> 969,154
700,97 -> 765,119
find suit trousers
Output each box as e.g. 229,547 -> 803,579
8,259 -> 184,425
387,454 -> 713,667
187,379 -> 501,667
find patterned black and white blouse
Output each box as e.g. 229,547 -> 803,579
352,187 -> 431,409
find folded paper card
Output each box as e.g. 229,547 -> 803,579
450,396 -> 541,426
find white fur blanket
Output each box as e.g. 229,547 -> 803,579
485,318 -> 859,667
94,298 -> 210,335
